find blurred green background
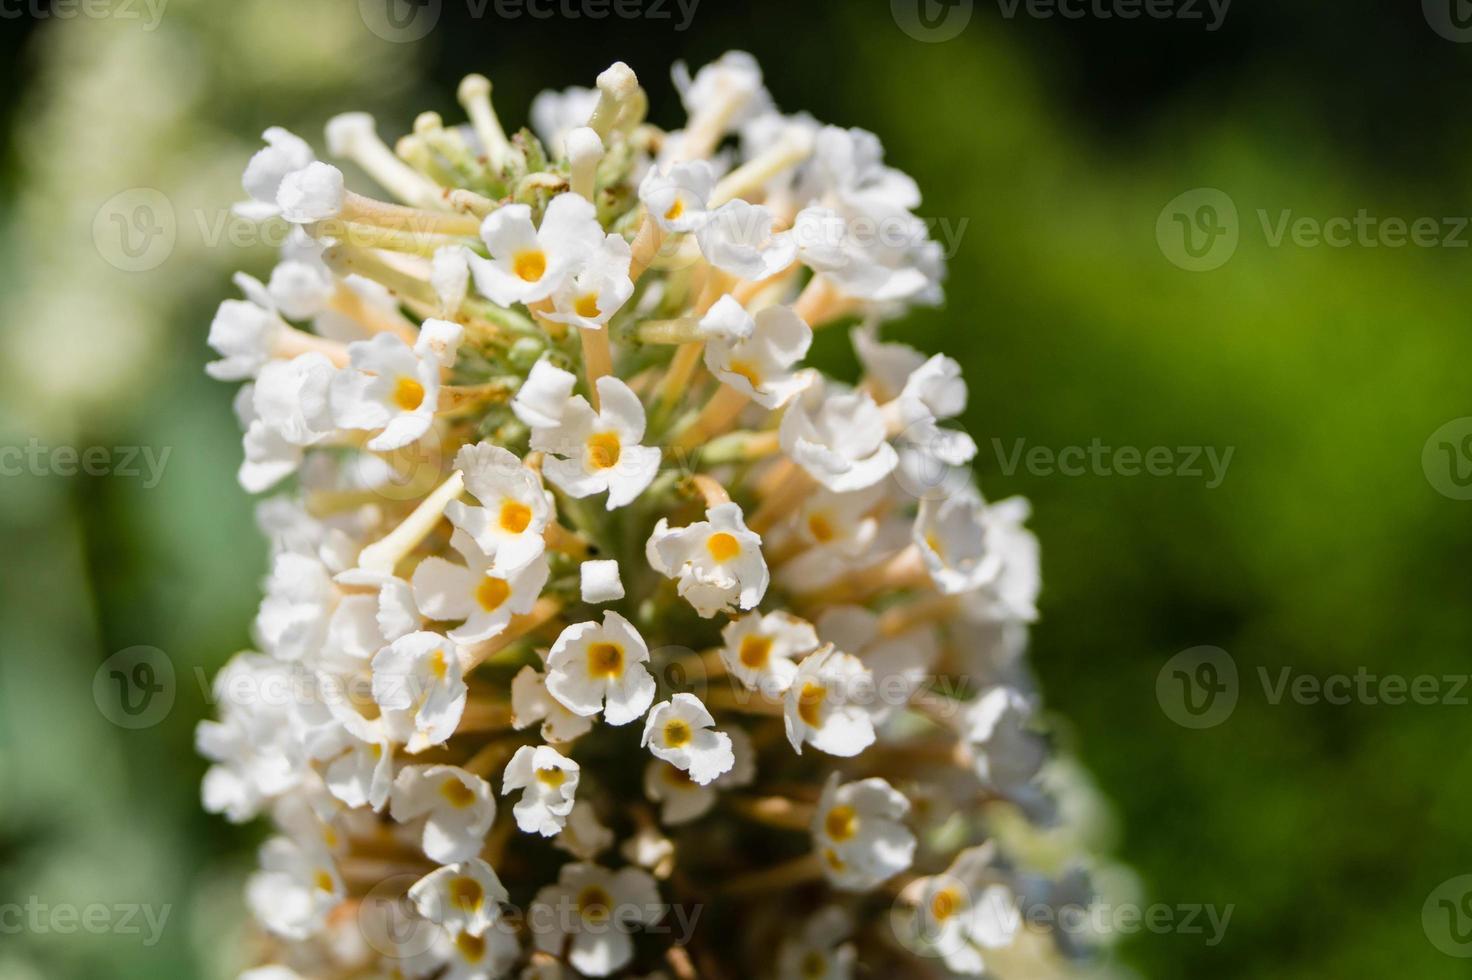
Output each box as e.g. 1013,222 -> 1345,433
2,1 -> 1470,977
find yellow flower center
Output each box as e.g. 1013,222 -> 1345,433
513,249 -> 546,282
577,885 -> 615,924
925,530 -> 945,560
536,767 -> 567,788
313,869 -> 335,893
706,532 -> 741,562
575,292 -> 601,319
665,197 -> 685,222
475,575 -> 511,612
440,777 -> 476,809
739,634 -> 773,670
586,431 -> 622,469
455,931 -> 485,963
797,681 -> 826,727
930,887 -> 963,922
824,804 -> 859,842
499,499 -> 532,533
823,848 -> 846,872
449,876 -> 485,912
393,376 -> 426,412
663,719 -> 693,748
727,359 -> 763,388
587,641 -> 624,678
807,513 -> 836,543
429,648 -> 449,680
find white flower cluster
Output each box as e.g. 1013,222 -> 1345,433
201,52 -> 1112,980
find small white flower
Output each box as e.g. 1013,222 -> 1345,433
440,925 -> 522,980
719,610 -> 819,697
792,204 -> 935,303
913,487 -> 1002,596
696,200 -> 796,281
390,765 -> 497,864
529,85 -> 600,157
812,775 -> 915,892
323,737 -> 394,811
621,825 -> 676,879
446,443 -> 553,573
784,646 -> 876,757
530,863 -> 663,977
776,485 -> 900,590
237,127 -> 342,223
779,378 -> 898,492
643,760 -> 715,825
638,161 -> 716,233
277,162 -> 345,224
544,611 -> 657,726
697,297 -> 812,408
959,687 -> 1047,793
955,496 -> 1041,624
330,320 -> 463,451
467,194 -> 603,307
554,800 -> 614,861
775,907 -> 857,980
640,693 -> 733,786
713,725 -> 757,789
909,846 -> 1020,975
371,632 -> 468,752
673,50 -> 773,133
207,274 -> 288,381
409,859 -> 509,937
511,665 -> 595,744
245,836 -> 343,940
816,605 -> 937,724
531,376 -> 661,510
647,502 -> 768,618
510,357 -> 579,430
433,245 -> 472,315
501,744 -> 580,836
580,559 -> 624,604
544,233 -> 634,330
412,530 -> 551,644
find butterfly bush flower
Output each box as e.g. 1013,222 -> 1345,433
199,52 -> 1122,980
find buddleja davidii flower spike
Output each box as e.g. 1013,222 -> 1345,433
199,51 -> 1121,980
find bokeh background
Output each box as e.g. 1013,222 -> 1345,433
2,1 -> 1471,977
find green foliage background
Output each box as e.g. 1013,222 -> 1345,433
1,2 -> 1469,978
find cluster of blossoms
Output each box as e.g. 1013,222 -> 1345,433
200,52 -> 1114,980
